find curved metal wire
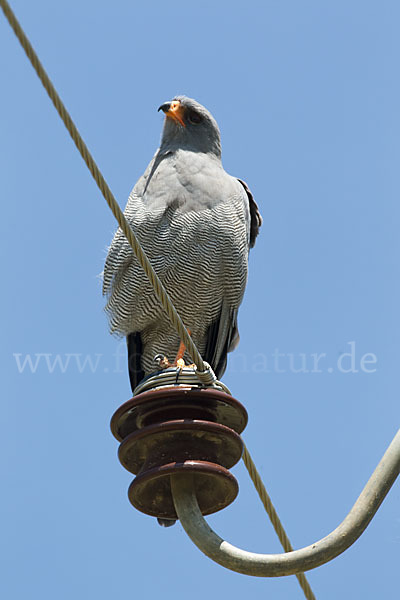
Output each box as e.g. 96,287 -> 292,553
172,428 -> 400,577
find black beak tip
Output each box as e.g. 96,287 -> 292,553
158,102 -> 171,114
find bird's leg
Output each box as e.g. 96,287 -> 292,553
173,330 -> 196,369
175,337 -> 187,369
154,330 -> 196,371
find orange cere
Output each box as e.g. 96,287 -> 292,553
166,100 -> 186,127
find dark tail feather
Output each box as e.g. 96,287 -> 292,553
127,333 -> 145,393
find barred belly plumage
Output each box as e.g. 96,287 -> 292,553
104,190 -> 249,375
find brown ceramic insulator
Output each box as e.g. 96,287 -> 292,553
110,387 -> 248,442
128,460 -> 239,519
118,419 -> 243,475
111,387 -> 248,520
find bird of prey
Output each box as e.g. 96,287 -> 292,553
103,96 -> 262,392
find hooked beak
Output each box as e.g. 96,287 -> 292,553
158,100 -> 186,127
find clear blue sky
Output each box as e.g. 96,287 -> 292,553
1,1 -> 399,598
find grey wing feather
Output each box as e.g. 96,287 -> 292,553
203,179 -> 260,378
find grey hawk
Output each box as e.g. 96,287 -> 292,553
103,96 -> 262,392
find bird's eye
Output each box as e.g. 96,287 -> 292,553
188,111 -> 202,124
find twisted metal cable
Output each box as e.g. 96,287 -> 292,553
242,446 -> 316,599
1,2 -> 317,597
0,0 -> 205,376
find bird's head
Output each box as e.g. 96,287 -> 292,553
158,96 -> 221,158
